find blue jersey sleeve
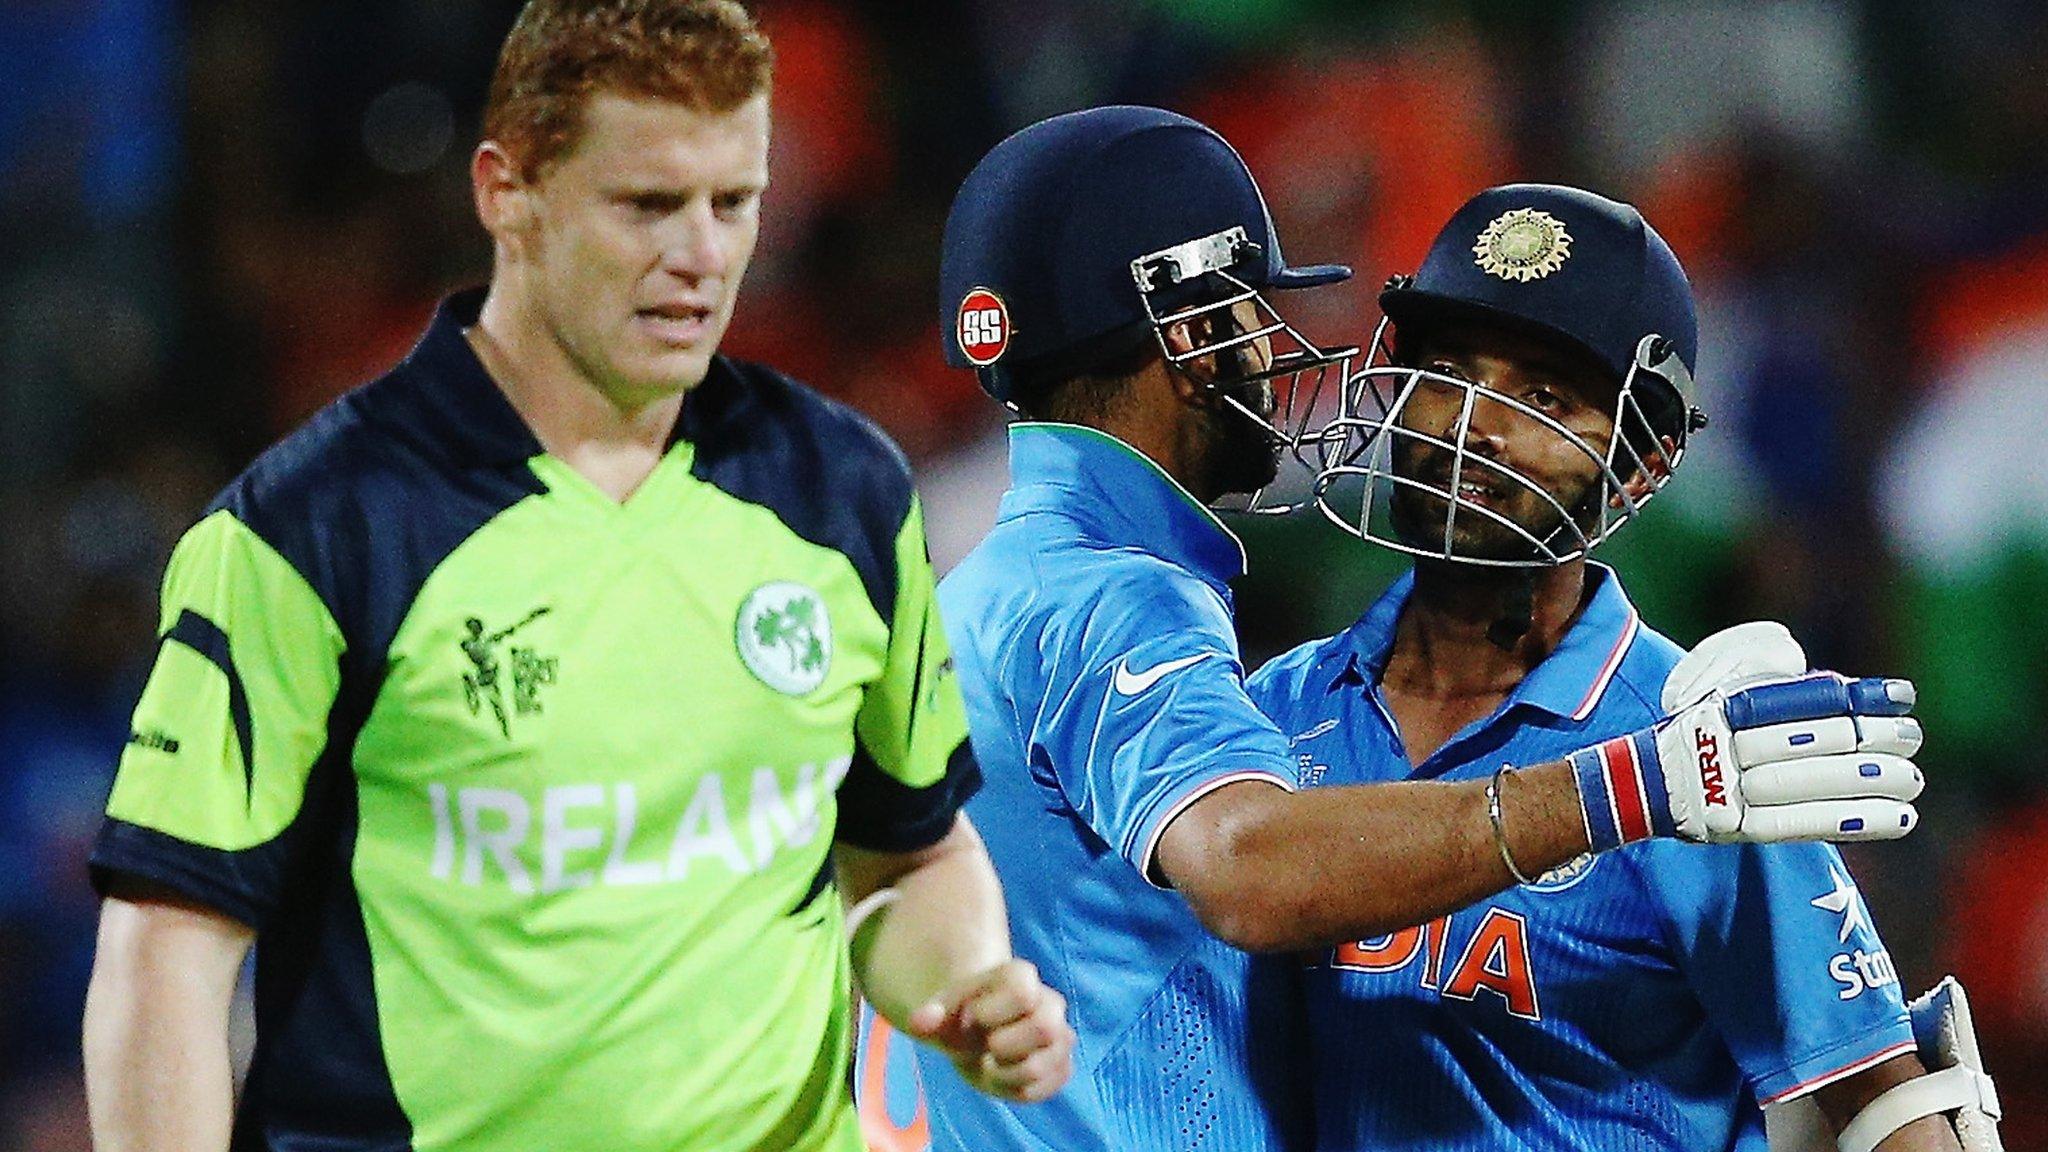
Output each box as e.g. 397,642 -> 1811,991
1628,841 -> 1915,1104
1026,558 -> 1296,884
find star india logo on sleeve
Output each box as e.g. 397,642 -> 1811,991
1473,208 -> 1573,282
736,582 -> 834,695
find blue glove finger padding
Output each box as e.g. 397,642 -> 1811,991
1723,674 -> 1915,730
1846,677 -> 1916,716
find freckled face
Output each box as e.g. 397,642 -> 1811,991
517,93 -> 770,402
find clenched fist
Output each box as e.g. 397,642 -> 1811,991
905,959 -> 1075,1104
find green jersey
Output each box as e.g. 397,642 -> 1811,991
91,290 -> 979,1152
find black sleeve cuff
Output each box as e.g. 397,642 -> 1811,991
834,740 -> 983,854
89,819 -> 274,929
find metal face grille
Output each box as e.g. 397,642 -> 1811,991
1309,317 -> 1684,567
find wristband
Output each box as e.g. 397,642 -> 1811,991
1567,730 -> 1676,852
845,887 -> 901,942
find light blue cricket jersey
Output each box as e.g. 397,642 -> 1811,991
1245,566 -> 1917,1152
915,423 -> 1309,1152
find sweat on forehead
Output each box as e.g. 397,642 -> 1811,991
484,0 -> 774,180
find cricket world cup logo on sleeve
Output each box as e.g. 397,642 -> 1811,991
956,287 -> 1011,366
736,582 -> 833,696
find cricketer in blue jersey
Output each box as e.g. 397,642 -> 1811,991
873,110 -> 1929,1152
1248,183 -> 1967,1151
1250,574 -> 1929,1150
926,421 -> 1316,1151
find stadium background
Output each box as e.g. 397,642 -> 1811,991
2,0 -> 2043,1147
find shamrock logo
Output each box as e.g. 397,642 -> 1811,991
736,582 -> 833,695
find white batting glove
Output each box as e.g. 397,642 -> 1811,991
1569,669 -> 1924,847
1661,620 -> 1806,712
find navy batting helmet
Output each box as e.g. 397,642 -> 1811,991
939,105 -> 1355,474
1315,183 -> 1706,566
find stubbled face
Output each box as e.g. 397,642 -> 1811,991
1386,319 -> 1621,560
505,92 -> 769,405
1187,297 -> 1281,497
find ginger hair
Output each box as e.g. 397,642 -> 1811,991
483,0 -> 772,180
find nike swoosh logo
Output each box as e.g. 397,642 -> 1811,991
1113,652 -> 1215,696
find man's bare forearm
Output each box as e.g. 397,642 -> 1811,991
838,816 -> 1012,1029
84,892 -> 253,1152
1158,762 -> 1590,953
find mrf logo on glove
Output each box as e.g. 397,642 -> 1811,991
1695,729 -> 1727,808
1571,670 -> 1924,850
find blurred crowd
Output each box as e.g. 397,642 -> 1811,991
3,1 -> 2044,1148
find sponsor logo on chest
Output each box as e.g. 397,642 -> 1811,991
425,757 -> 852,895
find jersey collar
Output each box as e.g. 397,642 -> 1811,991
1329,561 -> 1642,722
384,290 -> 760,468
999,422 -> 1248,585
375,288 -> 546,467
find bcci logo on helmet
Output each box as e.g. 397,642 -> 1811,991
736,582 -> 833,695
1473,208 -> 1573,282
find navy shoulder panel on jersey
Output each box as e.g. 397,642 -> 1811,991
166,296 -> 546,1152
680,355 -> 916,622
206,294 -> 546,676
